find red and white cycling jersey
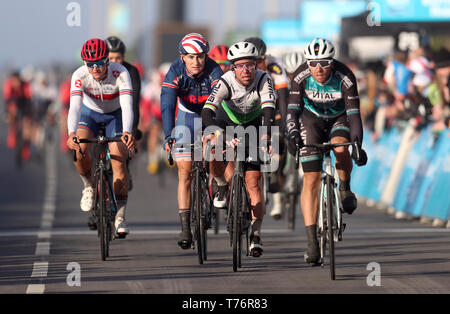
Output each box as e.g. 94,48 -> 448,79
68,62 -> 133,134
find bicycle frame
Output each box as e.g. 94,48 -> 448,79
303,141 -> 354,280
227,140 -> 253,272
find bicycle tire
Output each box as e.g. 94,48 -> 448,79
286,193 -> 297,230
231,176 -> 241,272
193,169 -> 204,265
326,175 -> 336,280
200,174 -> 209,262
98,169 -> 108,261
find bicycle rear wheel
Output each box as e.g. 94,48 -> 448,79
326,175 -> 336,280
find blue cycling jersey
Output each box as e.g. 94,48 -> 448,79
160,57 -> 223,138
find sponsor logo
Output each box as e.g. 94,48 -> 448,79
294,69 -> 310,84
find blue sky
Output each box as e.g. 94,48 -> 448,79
0,0 -> 303,69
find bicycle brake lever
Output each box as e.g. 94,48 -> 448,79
72,137 -> 85,161
168,139 -> 174,166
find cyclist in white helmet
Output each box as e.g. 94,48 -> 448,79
202,41 -> 276,257
282,50 -> 304,80
286,38 -> 368,265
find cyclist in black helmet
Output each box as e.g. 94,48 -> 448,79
105,36 -> 141,135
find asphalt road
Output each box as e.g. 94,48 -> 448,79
0,125 -> 449,298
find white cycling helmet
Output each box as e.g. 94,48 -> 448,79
304,38 -> 335,60
282,51 -> 304,74
227,41 -> 259,63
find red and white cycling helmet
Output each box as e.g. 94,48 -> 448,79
179,33 -> 209,55
81,38 -> 109,62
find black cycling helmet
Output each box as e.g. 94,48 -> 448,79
243,37 -> 266,58
105,36 -> 126,55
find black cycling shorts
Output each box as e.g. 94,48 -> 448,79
299,109 -> 350,173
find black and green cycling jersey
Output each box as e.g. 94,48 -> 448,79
202,69 -> 276,130
286,59 -> 363,145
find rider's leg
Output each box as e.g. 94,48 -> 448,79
301,169 -> 322,265
74,128 -> 93,185
208,141 -> 230,208
176,158 -> 193,248
301,170 -> 321,227
331,135 -> 357,214
245,170 -> 264,256
74,128 -> 94,212
331,136 -> 353,184
109,141 -> 129,216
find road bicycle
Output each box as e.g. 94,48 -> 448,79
226,136 -> 267,272
74,123 -> 125,261
168,140 -> 214,265
284,147 -> 301,230
303,141 -> 358,280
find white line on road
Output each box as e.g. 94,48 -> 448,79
26,284 -> 45,294
2,227 -> 449,238
26,138 -> 57,294
35,242 -> 50,256
31,262 -> 49,278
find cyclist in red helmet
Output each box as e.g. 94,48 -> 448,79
67,38 -> 135,238
209,44 -> 231,73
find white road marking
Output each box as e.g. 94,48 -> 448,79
26,284 -> 45,294
35,242 -> 50,256
31,262 -> 49,277
26,138 -> 57,294
1,227 -> 449,238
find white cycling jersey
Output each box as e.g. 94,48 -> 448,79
68,62 -> 134,134
204,69 -> 276,124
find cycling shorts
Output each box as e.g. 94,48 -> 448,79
299,109 -> 350,172
214,107 -> 267,172
77,104 -> 123,138
172,109 -> 202,160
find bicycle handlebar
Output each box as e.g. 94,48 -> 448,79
72,136 -> 128,162
302,141 -> 355,150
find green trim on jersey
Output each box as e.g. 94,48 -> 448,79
221,100 -> 262,124
303,75 -> 346,118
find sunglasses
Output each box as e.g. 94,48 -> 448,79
233,62 -> 256,72
307,59 -> 333,68
85,58 -> 109,69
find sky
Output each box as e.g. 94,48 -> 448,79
0,0 -> 158,69
0,0 -> 300,70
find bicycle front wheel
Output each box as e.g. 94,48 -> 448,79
231,176 -> 242,272
98,169 -> 109,261
326,175 -> 336,280
193,170 -> 204,265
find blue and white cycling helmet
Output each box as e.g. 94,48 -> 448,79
304,38 -> 335,60
179,33 -> 209,55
